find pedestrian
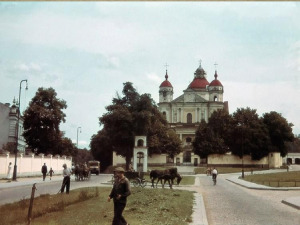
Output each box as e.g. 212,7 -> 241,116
108,167 -> 131,225
41,163 -> 48,181
61,164 -> 71,194
49,167 -> 54,180
7,162 -> 12,180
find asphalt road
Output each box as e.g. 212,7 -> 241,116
0,174 -> 112,206
199,175 -> 300,225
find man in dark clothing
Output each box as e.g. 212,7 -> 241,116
108,167 -> 131,225
41,163 -> 47,181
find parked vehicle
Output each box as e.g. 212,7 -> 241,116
88,160 -> 100,175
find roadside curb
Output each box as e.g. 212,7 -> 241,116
282,198 -> 300,210
190,192 -> 208,225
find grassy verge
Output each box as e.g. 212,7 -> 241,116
194,167 -> 266,174
0,187 -> 194,225
243,171 -> 300,187
143,175 -> 195,186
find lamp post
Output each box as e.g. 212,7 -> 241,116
13,79 -> 28,181
237,122 -> 245,179
76,127 -> 82,148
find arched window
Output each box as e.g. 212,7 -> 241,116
163,111 -> 166,118
186,137 -> 192,145
214,96 -> 218,102
137,139 -> 144,147
187,113 -> 192,123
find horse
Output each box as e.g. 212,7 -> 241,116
150,168 -> 181,189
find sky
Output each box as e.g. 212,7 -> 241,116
0,2 -> 299,149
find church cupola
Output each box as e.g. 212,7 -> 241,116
159,69 -> 173,103
188,63 -> 209,89
209,70 -> 224,102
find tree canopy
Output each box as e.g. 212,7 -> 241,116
91,82 -> 182,169
23,87 -> 70,155
193,107 -> 294,160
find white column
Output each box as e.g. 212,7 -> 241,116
143,152 -> 148,172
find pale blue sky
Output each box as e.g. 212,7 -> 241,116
0,2 -> 299,149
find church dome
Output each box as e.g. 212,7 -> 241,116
209,71 -> 223,87
188,64 -> 209,89
188,78 -> 210,89
159,70 -> 173,88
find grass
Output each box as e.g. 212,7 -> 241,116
243,171 -> 300,187
0,187 -> 194,225
143,175 -> 195,186
194,167 -> 266,174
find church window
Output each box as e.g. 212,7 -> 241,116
163,91 -> 166,97
163,111 -> 166,118
214,96 -> 218,102
137,139 -> 144,147
186,137 -> 192,145
187,113 -> 192,123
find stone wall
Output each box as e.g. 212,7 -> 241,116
0,153 -> 72,178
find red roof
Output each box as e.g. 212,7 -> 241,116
209,79 -> 223,87
160,80 -> 173,88
188,78 -> 209,89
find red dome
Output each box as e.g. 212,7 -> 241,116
160,80 -> 173,88
209,79 -> 223,87
209,71 -> 223,87
188,78 -> 209,89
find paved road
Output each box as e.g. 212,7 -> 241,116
198,174 -> 300,225
0,174 -> 112,205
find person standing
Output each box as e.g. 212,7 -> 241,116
108,167 -> 131,225
41,163 -> 48,181
49,167 -> 54,180
7,162 -> 12,180
61,164 -> 71,194
212,167 -> 218,184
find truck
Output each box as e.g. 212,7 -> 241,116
88,160 -> 101,175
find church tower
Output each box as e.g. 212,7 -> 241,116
159,70 -> 173,103
208,70 -> 224,102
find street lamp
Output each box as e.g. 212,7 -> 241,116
237,122 -> 245,179
13,79 -> 28,181
76,127 -> 82,148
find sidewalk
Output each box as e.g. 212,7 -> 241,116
226,174 -> 300,210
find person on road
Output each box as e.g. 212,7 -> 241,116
61,164 -> 71,194
41,163 -> 48,181
108,167 -> 131,225
7,162 -> 12,180
212,167 -> 218,183
49,167 -> 54,180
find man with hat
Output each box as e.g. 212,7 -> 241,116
108,167 -> 131,225
61,163 -> 71,194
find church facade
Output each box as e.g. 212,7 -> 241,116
158,63 -> 228,165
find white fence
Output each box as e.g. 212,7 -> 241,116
0,153 -> 72,178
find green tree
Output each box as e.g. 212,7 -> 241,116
230,107 -> 270,160
193,120 -> 227,158
262,111 -> 294,157
96,82 -> 182,169
59,136 -> 77,158
90,129 -> 113,172
73,148 -> 93,165
23,87 -> 67,155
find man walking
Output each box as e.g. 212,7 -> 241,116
41,163 -> 47,181
61,164 -> 71,194
108,167 -> 131,225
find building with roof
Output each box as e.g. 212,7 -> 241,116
0,102 -> 26,153
158,63 -> 228,165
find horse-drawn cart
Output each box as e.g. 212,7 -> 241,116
125,171 -> 147,188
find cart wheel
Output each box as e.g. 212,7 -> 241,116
141,179 -> 147,188
132,179 -> 138,187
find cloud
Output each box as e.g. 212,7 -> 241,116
146,72 -> 161,84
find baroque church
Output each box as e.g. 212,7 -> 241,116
158,63 -> 228,166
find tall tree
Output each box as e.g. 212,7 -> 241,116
90,129 -> 113,172
262,111 -> 294,157
23,87 -> 67,155
193,120 -> 227,158
96,82 -> 182,169
230,107 -> 270,160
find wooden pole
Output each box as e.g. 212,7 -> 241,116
27,183 -> 37,225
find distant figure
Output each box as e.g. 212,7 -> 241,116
7,162 -> 12,179
61,164 -> 71,194
49,167 -> 54,180
41,163 -> 48,181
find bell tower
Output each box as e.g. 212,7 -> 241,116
159,69 -> 173,103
